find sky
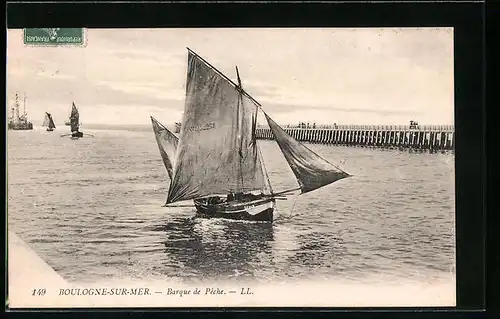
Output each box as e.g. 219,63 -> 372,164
6,28 -> 454,126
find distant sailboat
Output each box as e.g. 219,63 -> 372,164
69,102 -> 83,138
61,102 -> 93,138
42,112 -> 56,131
157,48 -> 351,222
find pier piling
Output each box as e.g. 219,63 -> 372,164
256,124 -> 454,151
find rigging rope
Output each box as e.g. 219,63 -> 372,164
289,192 -> 299,218
273,191 -> 300,222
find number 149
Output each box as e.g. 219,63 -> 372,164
32,288 -> 46,296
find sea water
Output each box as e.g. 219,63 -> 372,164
7,126 -> 455,288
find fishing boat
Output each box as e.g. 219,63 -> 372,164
61,102 -> 93,138
8,92 -> 33,131
42,112 -> 56,132
156,48 -> 351,222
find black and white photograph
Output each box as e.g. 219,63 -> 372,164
7,27 -> 456,308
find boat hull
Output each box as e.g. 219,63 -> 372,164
8,122 -> 33,130
194,196 -> 275,222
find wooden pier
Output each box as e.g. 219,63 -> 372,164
255,124 -> 455,151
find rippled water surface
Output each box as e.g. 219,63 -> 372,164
8,126 -> 455,285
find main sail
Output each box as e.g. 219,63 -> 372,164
151,116 -> 179,180
70,102 -> 79,132
264,113 -> 350,194
166,49 -> 267,204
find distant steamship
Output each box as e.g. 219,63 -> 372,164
8,92 -> 33,131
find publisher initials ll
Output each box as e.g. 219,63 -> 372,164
241,288 -> 253,295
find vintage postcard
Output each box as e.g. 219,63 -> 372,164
7,27 -> 456,308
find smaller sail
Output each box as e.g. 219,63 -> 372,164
48,113 -> 56,129
264,112 -> 350,194
70,102 -> 80,132
151,116 -> 179,180
42,112 -> 50,127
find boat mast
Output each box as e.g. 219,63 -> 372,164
235,66 -> 245,192
23,93 -> 27,118
14,92 -> 20,122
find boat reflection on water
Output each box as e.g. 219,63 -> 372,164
159,216 -> 274,282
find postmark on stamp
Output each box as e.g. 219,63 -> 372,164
23,28 -> 85,46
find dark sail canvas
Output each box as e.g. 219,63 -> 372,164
167,50 -> 268,205
68,102 -> 83,138
60,102 -> 93,138
264,113 -> 350,194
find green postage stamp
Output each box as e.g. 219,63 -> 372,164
23,28 -> 85,46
